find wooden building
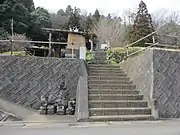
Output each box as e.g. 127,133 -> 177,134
27,28 -> 87,58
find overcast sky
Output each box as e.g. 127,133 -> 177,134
34,0 -> 180,16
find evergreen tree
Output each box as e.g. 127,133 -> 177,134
0,0 -> 30,34
29,7 -> 52,40
107,13 -> 111,19
93,9 -> 100,22
68,7 -> 81,30
130,0 -> 154,46
65,5 -> 73,17
20,0 -> 35,12
86,14 -> 93,32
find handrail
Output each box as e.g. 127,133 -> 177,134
126,42 -> 159,58
125,26 -> 161,57
126,31 -> 157,48
145,43 -> 179,48
126,26 -> 161,48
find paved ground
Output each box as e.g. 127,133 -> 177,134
0,120 -> 180,135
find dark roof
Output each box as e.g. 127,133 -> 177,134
42,28 -> 86,35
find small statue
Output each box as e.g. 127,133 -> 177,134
47,105 -> 55,115
39,95 -> 48,115
57,105 -> 65,115
40,95 -> 47,106
48,94 -> 55,105
47,94 -> 55,115
66,98 -> 76,115
56,92 -> 68,115
58,74 -> 67,91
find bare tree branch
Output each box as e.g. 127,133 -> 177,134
90,17 -> 125,47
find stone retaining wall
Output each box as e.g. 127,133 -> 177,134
0,56 -> 80,110
121,49 -> 180,118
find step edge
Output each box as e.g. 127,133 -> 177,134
89,94 -> 143,96
89,115 -> 154,119
89,100 -> 148,103
89,107 -> 151,111
89,89 -> 139,91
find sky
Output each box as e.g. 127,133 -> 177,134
34,0 -> 180,16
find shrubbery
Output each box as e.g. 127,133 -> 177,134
86,51 -> 94,63
107,47 -> 143,64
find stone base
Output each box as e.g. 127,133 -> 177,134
39,106 -> 47,115
47,105 -> 55,115
57,106 -> 65,115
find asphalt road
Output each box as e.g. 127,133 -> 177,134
0,120 -> 180,135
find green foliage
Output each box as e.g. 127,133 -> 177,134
20,0 -> 35,12
93,9 -> 100,23
0,27 -> 10,52
0,0 -> 51,41
130,0 -> 154,47
0,0 -> 30,34
107,47 -> 143,64
68,7 -> 81,29
28,7 -> 52,40
86,51 -> 94,63
1,51 -> 29,56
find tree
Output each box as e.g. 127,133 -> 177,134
65,5 -> 73,17
0,0 -> 52,41
0,0 -> 30,34
107,13 -> 111,19
152,9 -> 180,29
0,31 -> 31,52
29,7 -> 52,40
0,27 -> 10,52
11,33 -> 32,51
68,7 -> 81,30
90,17 -> 125,47
129,0 -> 154,46
51,9 -> 69,29
93,9 -> 100,22
85,14 -> 93,32
20,0 -> 35,12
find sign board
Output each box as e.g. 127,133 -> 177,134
67,33 -> 86,49
101,44 -> 108,49
80,46 -> 86,60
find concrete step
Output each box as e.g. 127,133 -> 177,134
89,90 -> 139,95
92,60 -> 108,64
88,80 -> 133,84
89,108 -> 151,116
89,70 -> 124,74
89,94 -> 143,100
89,67 -> 122,71
90,72 -> 127,76
89,100 -> 148,108
88,84 -> 136,89
89,115 -> 154,122
88,76 -> 130,81
88,64 -> 121,68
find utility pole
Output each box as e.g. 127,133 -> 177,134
48,32 -> 52,57
72,42 -> 74,59
11,18 -> 14,56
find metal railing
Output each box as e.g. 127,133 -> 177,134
125,27 -> 160,58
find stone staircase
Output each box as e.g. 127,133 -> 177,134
88,52 -> 154,122
92,51 -> 108,64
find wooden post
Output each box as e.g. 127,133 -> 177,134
72,42 -> 74,59
11,18 -> 14,56
89,39 -> 93,52
48,32 -> 52,57
44,50 -> 46,57
33,50 -> 35,56
152,35 -> 155,44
